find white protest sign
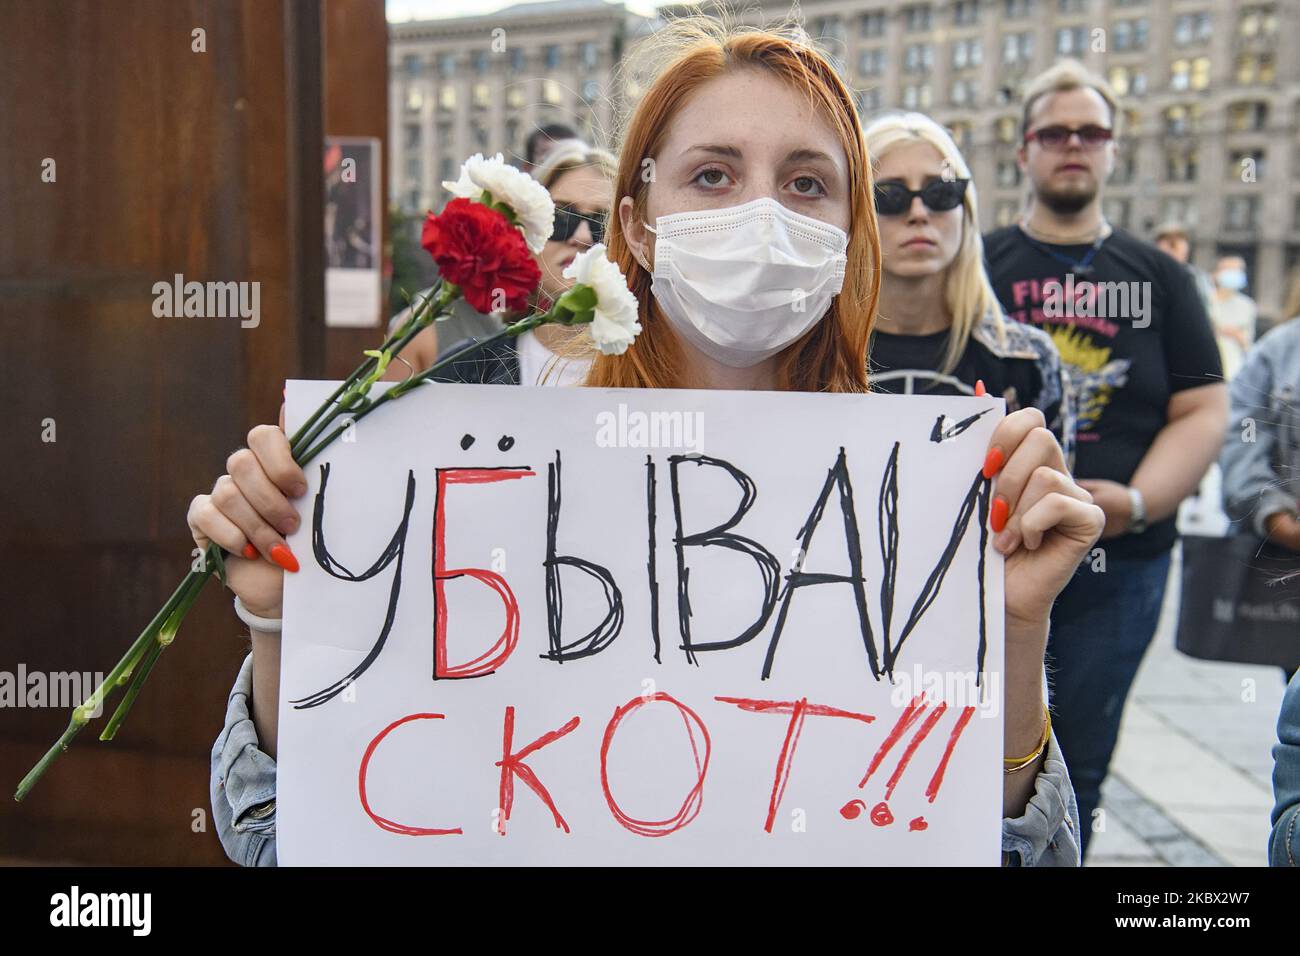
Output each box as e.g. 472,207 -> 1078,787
279,381 -> 1006,865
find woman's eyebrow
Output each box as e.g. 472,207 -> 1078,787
783,147 -> 838,167
679,143 -> 744,160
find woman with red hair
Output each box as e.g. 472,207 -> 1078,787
195,18 -> 1102,866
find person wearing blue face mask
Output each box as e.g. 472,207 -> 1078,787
1211,256 -> 1258,381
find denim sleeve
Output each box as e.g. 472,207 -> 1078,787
1220,334 -> 1292,537
1001,730 -> 1081,867
1271,673 -> 1300,866
210,653 -> 279,867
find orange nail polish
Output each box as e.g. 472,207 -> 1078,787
990,497 -> 1009,534
270,543 -> 299,573
242,543 -> 258,560
982,447 -> 1004,480
974,379 -> 986,397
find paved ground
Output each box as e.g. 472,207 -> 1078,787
1086,544 -> 1288,867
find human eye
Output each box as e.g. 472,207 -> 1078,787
788,174 -> 826,197
691,166 -> 732,189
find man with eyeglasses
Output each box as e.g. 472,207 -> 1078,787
984,60 -> 1228,861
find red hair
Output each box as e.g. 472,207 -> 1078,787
585,18 -> 880,393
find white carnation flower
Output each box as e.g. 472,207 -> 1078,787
563,244 -> 642,355
441,153 -> 554,253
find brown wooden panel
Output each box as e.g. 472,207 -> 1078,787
0,0 -> 341,864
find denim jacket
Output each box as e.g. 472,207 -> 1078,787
1272,671 -> 1300,866
212,654 -> 1081,867
1220,319 -> 1300,536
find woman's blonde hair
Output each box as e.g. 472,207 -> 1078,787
583,15 -> 881,393
531,140 -> 618,194
863,111 -> 1005,373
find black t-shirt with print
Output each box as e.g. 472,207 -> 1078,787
984,225 -> 1222,559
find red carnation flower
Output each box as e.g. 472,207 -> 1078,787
421,198 -> 541,314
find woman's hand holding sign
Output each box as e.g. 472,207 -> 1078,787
982,406 -> 1104,815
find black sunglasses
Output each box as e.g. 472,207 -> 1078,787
551,205 -> 606,244
873,178 -> 969,216
1023,124 -> 1113,149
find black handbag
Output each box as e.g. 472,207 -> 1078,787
1176,533 -> 1300,670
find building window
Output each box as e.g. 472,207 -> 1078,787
902,83 -> 933,110
405,157 -> 421,182
1238,5 -> 1279,39
858,11 -> 886,38
543,45 -> 561,69
1055,27 -> 1087,56
1109,67 -> 1146,98
1112,18 -> 1148,51
438,54 -> 456,78
506,85 -> 525,109
953,0 -> 979,26
472,82 -> 490,109
858,48 -> 886,76
952,38 -> 982,69
997,158 -> 1022,187
405,86 -> 424,112
1174,12 -> 1212,46
542,78 -> 562,106
403,54 -> 421,77
948,121 -> 973,151
950,77 -> 978,106
404,124 -> 420,149
1058,0 -> 1088,12
1112,150 -> 1137,184
1165,148 -> 1198,182
1228,101 -> 1269,132
903,5 -> 933,33
1002,32 -> 1033,65
1228,149 -> 1267,182
995,200 -> 1019,228
1160,197 -> 1197,228
1163,104 -> 1200,134
857,87 -> 883,115
1224,196 -> 1259,231
438,86 -> 455,111
579,41 -> 598,70
472,50 -> 488,74
581,78 -> 600,103
510,48 -> 525,72
1236,53 -> 1276,86
904,43 -> 933,73
996,116 -> 1018,143
1004,0 -> 1035,18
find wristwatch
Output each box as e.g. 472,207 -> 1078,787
1125,486 -> 1147,535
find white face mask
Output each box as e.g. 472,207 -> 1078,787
640,197 -> 849,368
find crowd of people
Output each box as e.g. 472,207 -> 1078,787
195,18 -> 1300,868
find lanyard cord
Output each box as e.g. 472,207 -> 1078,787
1016,224 -> 1109,277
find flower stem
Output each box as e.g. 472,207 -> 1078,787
14,566 -> 212,801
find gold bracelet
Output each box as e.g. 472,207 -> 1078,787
1003,705 -> 1051,774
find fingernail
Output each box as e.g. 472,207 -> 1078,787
982,447 -> 1004,480
974,379 -> 986,397
270,543 -> 299,573
994,530 -> 1015,553
242,543 -> 258,560
990,497 -> 1009,534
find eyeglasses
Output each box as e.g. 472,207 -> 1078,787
1023,124 -> 1114,149
873,178 -> 969,216
551,205 -> 606,244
